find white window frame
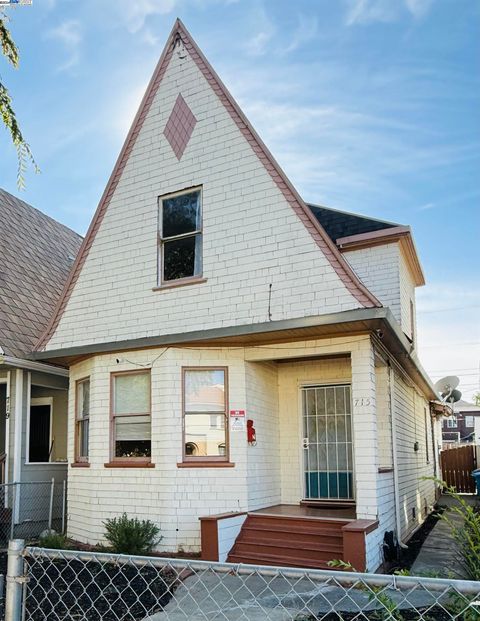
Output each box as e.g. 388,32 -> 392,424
446,416 -> 457,429
158,186 -> 203,286
465,416 -> 475,427
26,397 -> 62,465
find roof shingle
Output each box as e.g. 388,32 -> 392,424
0,189 -> 82,357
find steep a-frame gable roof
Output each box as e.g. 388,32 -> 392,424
0,189 -> 82,357
36,19 -> 380,352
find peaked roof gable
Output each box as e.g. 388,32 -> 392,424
36,19 -> 380,352
0,189 -> 82,357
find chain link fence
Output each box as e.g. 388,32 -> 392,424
1,541 -> 479,620
0,481 -> 66,544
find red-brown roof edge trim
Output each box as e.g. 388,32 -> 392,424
36,18 -> 380,352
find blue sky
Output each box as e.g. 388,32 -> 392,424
0,0 -> 479,398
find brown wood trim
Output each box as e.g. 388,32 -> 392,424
300,500 -> 355,509
342,520 -> 378,572
104,461 -> 155,468
74,376 -> 90,464
110,369 -> 151,463
181,366 -> 230,464
153,277 -> 207,292
342,519 -> 379,534
70,462 -> 90,468
198,511 -> 247,522
378,467 -> 394,473
177,461 -> 235,468
199,517 -> 219,561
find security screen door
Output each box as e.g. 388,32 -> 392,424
302,384 -> 354,500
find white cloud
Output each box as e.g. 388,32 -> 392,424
405,0 -> 435,19
113,0 -> 177,34
46,20 -> 83,71
244,5 -> 275,57
345,0 -> 435,25
283,14 -> 318,54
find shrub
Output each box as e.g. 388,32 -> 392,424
39,532 -> 68,549
103,513 -> 162,555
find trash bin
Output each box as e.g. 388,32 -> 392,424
472,469 -> 480,495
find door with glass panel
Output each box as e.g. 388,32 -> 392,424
302,384 -> 354,500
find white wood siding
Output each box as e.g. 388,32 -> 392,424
45,42 -> 361,351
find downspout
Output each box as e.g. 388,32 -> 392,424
388,363 -> 407,548
4,370 -> 10,487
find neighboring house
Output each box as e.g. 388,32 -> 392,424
0,189 -> 82,530
442,400 -> 480,447
32,20 -> 442,572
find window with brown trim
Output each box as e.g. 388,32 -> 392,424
111,371 -> 151,461
75,378 -> 90,463
158,188 -> 202,285
182,367 -> 228,462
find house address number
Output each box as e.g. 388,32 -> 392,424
353,397 -> 371,407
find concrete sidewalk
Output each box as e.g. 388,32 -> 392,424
411,494 -> 479,578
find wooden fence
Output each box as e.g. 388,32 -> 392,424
441,444 -> 477,493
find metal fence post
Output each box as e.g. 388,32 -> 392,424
9,484 -> 16,541
5,539 -> 25,621
48,478 -> 54,531
62,480 -> 66,534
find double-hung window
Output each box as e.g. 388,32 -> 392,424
111,371 -> 151,462
159,188 -> 202,285
75,378 -> 90,463
183,368 -> 228,462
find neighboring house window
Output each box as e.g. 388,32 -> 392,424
159,188 -> 202,284
445,416 -> 457,428
111,371 -> 151,461
75,378 -> 90,463
183,367 -> 228,462
465,416 -> 475,427
28,398 -> 53,463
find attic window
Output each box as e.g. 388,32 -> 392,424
158,188 -> 202,285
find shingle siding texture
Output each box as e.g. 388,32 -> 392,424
0,189 -> 82,357
44,41 -> 363,351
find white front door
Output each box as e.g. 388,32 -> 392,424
302,384 -> 354,500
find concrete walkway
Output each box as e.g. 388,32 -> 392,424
411,494 -> 479,578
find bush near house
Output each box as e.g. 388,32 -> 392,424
103,513 -> 162,555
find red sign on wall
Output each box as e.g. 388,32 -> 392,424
230,409 -> 245,417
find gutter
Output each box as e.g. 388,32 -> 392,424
0,355 -> 69,378
30,306 -> 437,399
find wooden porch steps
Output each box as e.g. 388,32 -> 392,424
227,513 -> 349,570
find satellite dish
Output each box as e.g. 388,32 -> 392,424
445,389 -> 462,404
434,375 -> 459,398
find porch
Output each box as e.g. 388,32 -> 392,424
200,503 -> 378,571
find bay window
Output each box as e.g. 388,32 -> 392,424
111,371 -> 151,462
182,368 -> 228,462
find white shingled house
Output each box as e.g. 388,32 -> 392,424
32,20 -> 444,572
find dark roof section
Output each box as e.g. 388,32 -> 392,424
0,189 -> 83,358
308,203 -> 401,243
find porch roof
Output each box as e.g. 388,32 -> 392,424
30,307 -> 437,400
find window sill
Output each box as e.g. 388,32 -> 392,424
177,461 -> 235,468
153,277 -> 207,292
378,467 -> 394,474
71,462 -> 90,468
104,462 -> 155,468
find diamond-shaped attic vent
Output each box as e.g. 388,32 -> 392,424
163,94 -> 197,160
